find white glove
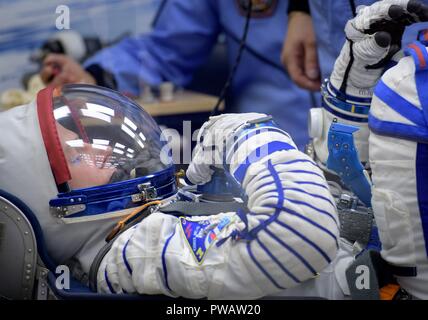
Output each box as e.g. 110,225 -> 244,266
186,113 -> 272,185
330,0 -> 428,98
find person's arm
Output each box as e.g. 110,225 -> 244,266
96,114 -> 339,298
281,0 -> 321,91
82,0 -> 221,96
40,0 -> 221,96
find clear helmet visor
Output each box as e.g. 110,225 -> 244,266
52,84 -> 172,190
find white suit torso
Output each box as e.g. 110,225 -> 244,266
370,53 -> 428,299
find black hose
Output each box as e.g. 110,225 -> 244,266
349,0 -> 357,17
211,0 -> 253,116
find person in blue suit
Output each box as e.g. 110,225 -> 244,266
40,0 -> 314,150
281,0 -> 428,91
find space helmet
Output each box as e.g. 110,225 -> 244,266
45,84 -> 176,209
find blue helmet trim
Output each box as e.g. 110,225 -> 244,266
49,165 -> 177,218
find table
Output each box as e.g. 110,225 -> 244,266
134,90 -> 224,116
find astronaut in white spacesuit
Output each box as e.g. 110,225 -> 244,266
1,0 -> 428,300
304,0 -> 428,300
94,0 -> 428,300
0,85 -> 339,299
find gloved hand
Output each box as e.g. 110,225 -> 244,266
330,0 -> 428,99
186,113 -> 271,185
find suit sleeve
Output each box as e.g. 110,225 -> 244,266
97,125 -> 339,299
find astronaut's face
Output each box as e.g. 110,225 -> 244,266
56,123 -> 117,189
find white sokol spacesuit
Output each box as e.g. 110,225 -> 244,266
2,0 -> 427,300
369,40 -> 428,299
0,84 -> 339,299
306,0 -> 428,300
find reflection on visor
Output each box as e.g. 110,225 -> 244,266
108,150 -> 164,184
53,84 -> 172,190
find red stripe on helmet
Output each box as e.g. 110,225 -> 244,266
37,86 -> 71,186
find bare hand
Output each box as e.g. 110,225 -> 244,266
40,53 -> 96,86
281,11 -> 321,91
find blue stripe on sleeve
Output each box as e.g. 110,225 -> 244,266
249,212 -> 271,217
272,219 -> 332,263
293,180 -> 329,191
226,127 -> 293,163
104,266 -> 116,294
283,187 -> 335,208
275,158 -> 319,169
247,242 -> 286,290
246,160 -> 284,237
161,227 -> 177,293
257,180 -> 276,191
263,228 -> 317,275
261,193 -> 338,226
267,204 -> 339,248
233,141 -> 295,183
374,80 -> 426,127
286,198 -> 339,226
284,170 -> 325,179
369,114 -> 428,143
256,238 -> 301,283
246,213 -> 333,263
122,239 -> 132,275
